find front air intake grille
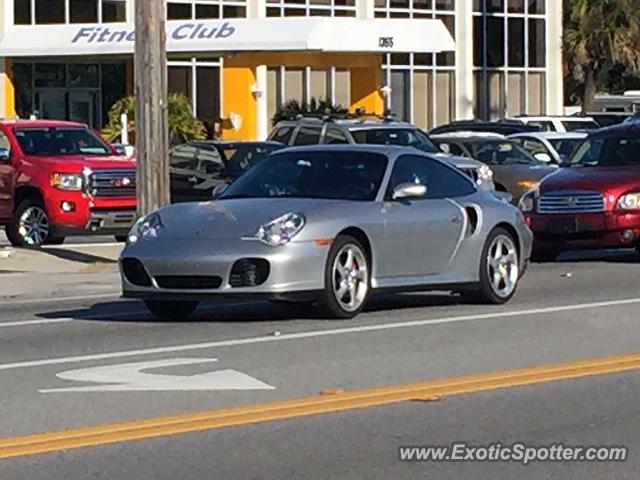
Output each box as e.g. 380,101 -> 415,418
155,276 -> 223,290
87,169 -> 136,197
121,258 -> 152,287
229,259 -> 270,288
538,190 -> 605,214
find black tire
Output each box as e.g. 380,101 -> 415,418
115,235 -> 128,243
6,198 -> 51,247
144,300 -> 199,319
320,234 -> 370,319
531,248 -> 560,263
464,227 -> 520,305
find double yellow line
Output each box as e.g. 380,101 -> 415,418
2,352 -> 640,460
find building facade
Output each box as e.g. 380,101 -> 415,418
0,0 -> 563,140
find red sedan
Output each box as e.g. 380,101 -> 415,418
519,121 -> 640,261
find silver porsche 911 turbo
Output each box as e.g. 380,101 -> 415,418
120,145 -> 532,319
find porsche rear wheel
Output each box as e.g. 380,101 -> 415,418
465,228 -> 520,304
144,300 -> 199,319
321,235 -> 370,319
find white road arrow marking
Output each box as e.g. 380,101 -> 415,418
39,358 -> 274,393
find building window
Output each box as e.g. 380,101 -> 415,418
168,58 -> 222,138
266,0 -> 356,17
167,0 -> 247,19
15,0 -> 126,24
473,0 -> 546,119
376,0 -> 456,129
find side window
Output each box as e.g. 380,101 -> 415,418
386,155 -> 476,200
529,121 -> 555,132
196,148 -> 225,177
324,128 -> 349,144
447,143 -> 465,156
271,126 -> 295,145
292,126 -> 322,146
521,138 -> 548,155
169,145 -> 199,170
0,131 -> 10,150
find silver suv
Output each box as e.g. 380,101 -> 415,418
269,117 -> 495,190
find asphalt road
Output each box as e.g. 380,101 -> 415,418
0,228 -> 116,247
1,250 -> 640,478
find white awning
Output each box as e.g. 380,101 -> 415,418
0,18 -> 455,57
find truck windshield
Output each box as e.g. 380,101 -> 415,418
571,134 -> 640,167
14,127 -> 112,156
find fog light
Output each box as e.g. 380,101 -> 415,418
61,201 -> 75,212
621,229 -> 635,242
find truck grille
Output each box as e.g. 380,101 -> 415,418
538,190 -> 605,214
87,168 -> 136,197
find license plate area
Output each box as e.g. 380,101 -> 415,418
546,218 -> 578,235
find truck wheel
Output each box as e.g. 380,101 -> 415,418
144,300 -> 199,319
464,228 -> 520,304
320,234 -> 370,319
6,199 -> 51,247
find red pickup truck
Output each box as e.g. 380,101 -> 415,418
519,121 -> 640,261
0,120 -> 137,246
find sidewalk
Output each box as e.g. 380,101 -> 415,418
0,244 -> 122,301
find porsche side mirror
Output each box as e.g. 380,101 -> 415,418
392,182 -> 427,200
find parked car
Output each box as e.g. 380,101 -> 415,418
120,145 -> 532,319
169,141 -> 284,203
511,116 -> 599,133
519,122 -> 640,261
509,132 -> 588,165
0,119 -> 137,246
429,120 -> 541,136
269,116 -> 495,190
431,132 -> 557,201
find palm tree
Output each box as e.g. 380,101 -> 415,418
564,0 -> 640,111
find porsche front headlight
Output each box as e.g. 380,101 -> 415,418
127,213 -> 164,244
255,212 -> 305,246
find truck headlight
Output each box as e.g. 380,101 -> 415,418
617,193 -> 640,210
518,189 -> 538,213
255,212 -> 305,246
127,213 -> 164,244
51,173 -> 83,191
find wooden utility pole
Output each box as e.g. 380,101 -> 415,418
134,0 -> 169,216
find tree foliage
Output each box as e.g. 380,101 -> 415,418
272,98 -> 349,126
103,93 -> 207,145
564,0 -> 640,110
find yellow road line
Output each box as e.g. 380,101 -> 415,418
2,352 -> 640,460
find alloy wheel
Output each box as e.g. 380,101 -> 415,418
18,206 -> 50,246
331,243 -> 369,313
486,234 -> 519,298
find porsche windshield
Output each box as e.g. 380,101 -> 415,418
570,134 -> 640,167
220,151 -> 388,201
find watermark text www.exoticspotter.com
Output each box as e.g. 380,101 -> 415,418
398,442 -> 628,466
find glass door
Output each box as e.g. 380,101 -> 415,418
38,90 -> 67,121
68,91 -> 95,127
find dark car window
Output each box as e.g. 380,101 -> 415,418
436,141 -> 465,156
550,138 -> 583,159
324,127 -> 349,144
293,126 -> 322,146
350,128 -> 439,153
270,126 -> 295,145
169,145 -> 200,170
562,120 -> 599,132
386,155 -> 476,200
221,144 -> 282,177
221,151 -> 388,201
527,121 -> 555,132
196,148 -> 225,176
571,134 -> 640,167
466,141 -> 541,166
14,127 -> 112,156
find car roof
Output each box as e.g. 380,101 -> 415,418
429,120 -> 540,135
509,132 -> 588,140
274,144 -> 417,156
514,115 -> 597,122
431,132 -> 506,141
587,118 -> 640,136
273,118 -> 416,130
0,119 -> 89,128
191,140 -> 284,147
